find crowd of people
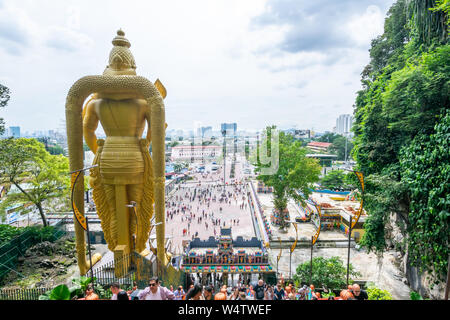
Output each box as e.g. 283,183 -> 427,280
80,278 -> 368,301
78,161 -> 371,302
166,171 -> 248,241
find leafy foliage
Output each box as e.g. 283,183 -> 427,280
39,277 -> 106,300
352,0 -> 449,285
408,0 -> 448,46
329,135 -> 353,161
0,84 -> 10,135
70,276 -> 106,299
49,284 -> 71,300
315,132 -> 353,161
430,0 -> 450,33
0,138 -> 70,226
399,111 -> 450,281
366,284 -> 393,300
293,256 -> 361,291
0,225 -> 22,246
0,224 -> 59,246
320,170 -> 352,190
253,127 -> 321,229
410,291 -> 423,300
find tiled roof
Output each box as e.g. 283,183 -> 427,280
307,142 -> 332,148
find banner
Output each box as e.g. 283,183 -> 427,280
71,171 -> 87,231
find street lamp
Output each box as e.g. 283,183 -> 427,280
222,129 -> 227,196
342,170 -> 365,286
286,220 -> 299,280
276,237 -> 282,280
344,132 -> 348,165
125,201 -> 138,269
147,218 -> 165,277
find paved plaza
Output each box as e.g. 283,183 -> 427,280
166,157 -> 256,252
253,181 -> 347,241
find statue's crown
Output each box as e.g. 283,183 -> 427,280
112,29 -> 131,48
104,29 -> 137,76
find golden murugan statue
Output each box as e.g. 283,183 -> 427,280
65,30 -> 167,275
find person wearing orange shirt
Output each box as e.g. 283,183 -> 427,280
80,284 -> 99,300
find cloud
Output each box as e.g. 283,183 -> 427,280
44,27 -> 94,53
1,0 -> 396,134
250,0 -> 391,69
0,2 -> 93,56
0,3 -> 33,55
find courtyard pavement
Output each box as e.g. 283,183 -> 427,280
166,156 -> 256,253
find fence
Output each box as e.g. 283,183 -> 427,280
0,287 -> 51,300
0,221 -> 67,281
1,252 -> 187,300
91,252 -> 187,298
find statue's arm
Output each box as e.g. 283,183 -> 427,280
83,100 -> 99,154
144,99 -> 167,144
144,102 -> 152,143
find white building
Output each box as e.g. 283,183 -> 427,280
335,114 -> 354,135
171,145 -> 222,161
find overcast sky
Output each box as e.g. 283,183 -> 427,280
0,0 -> 395,134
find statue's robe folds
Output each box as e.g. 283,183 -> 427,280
88,128 -> 154,254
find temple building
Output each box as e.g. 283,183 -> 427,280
171,145 -> 222,161
180,228 -> 275,286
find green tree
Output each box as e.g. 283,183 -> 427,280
317,132 -> 339,143
254,127 -> 321,230
0,138 -> 70,226
329,135 -> 353,161
293,257 -> 361,291
47,144 -> 65,156
321,170 -> 347,190
0,84 -> 11,135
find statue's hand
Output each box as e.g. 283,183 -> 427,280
155,79 -> 167,99
97,139 -> 105,147
140,139 -> 149,148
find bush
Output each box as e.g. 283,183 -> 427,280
0,224 -> 59,246
293,256 -> 361,291
0,224 -> 21,246
321,292 -> 336,299
367,285 -> 393,300
39,277 -> 106,300
23,226 -> 58,242
410,291 -> 422,300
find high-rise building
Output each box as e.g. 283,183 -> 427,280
9,126 -> 20,138
221,123 -> 237,135
335,115 -> 353,135
197,126 -> 213,138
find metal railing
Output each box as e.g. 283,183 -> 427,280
0,287 -> 51,301
91,252 -> 187,296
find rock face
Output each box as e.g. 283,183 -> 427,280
387,211 -> 446,300
2,236 -> 79,290
25,242 -> 57,257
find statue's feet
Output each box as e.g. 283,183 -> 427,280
79,253 -> 102,275
86,253 -> 102,270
